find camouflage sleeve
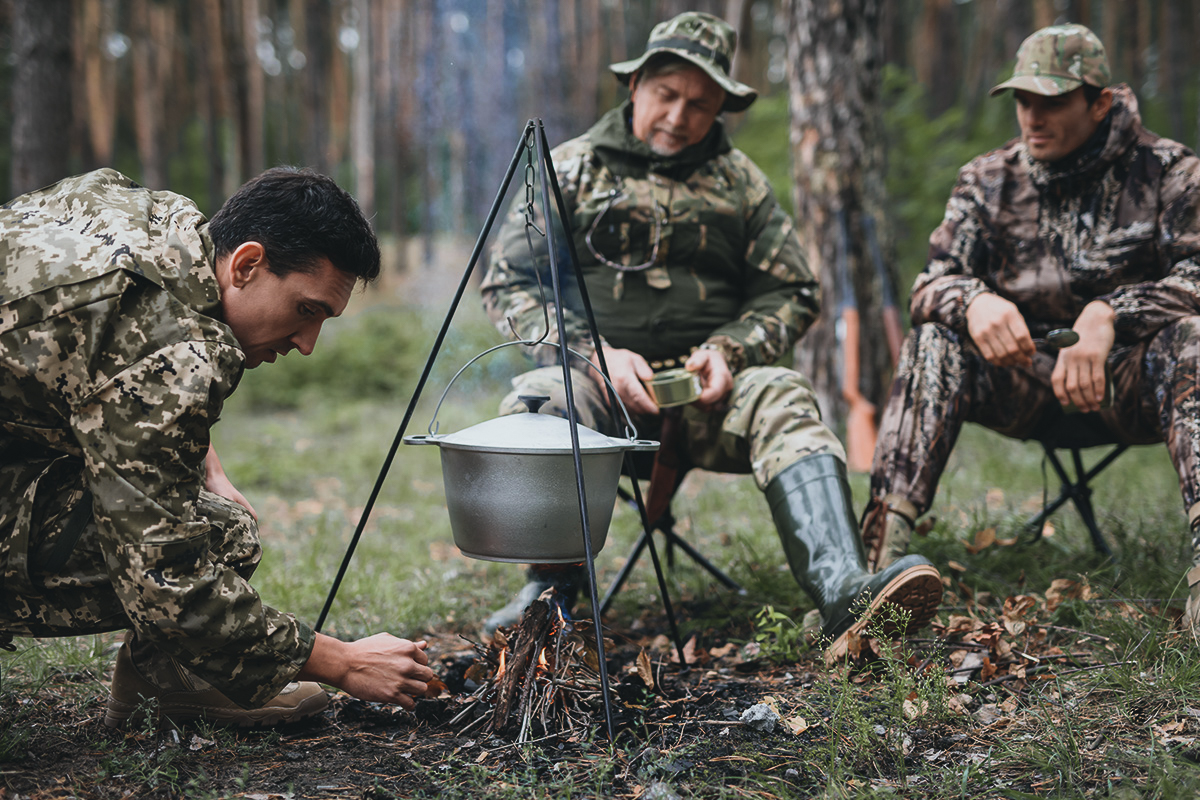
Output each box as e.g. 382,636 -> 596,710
1100,153 -> 1200,343
910,162 -> 994,333
78,339 -> 313,708
480,145 -> 597,368
706,158 -> 821,372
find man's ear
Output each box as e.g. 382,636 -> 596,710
1091,87 -> 1114,122
227,242 -> 267,289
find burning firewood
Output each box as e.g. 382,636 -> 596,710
448,593 -> 643,742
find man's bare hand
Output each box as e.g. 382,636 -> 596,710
966,292 -> 1036,368
205,444 -> 257,520
591,345 -> 659,416
683,347 -> 733,410
299,632 -> 434,710
1052,301 -> 1115,413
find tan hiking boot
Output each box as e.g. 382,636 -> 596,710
104,637 -> 328,730
1186,566 -> 1200,642
862,495 -> 918,572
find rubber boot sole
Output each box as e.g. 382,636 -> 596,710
825,563 -> 943,664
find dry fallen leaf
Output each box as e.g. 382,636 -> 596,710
986,489 -> 1005,510
785,715 -> 809,735
636,650 -> 654,691
962,527 -> 996,554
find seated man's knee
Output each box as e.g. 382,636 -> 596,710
1159,316 -> 1200,364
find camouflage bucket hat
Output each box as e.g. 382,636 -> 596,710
609,11 -> 757,113
989,23 -> 1110,97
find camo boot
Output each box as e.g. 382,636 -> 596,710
861,494 -> 919,572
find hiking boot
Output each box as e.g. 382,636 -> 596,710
766,455 -> 942,662
861,494 -> 919,572
483,564 -> 584,635
104,636 -> 328,730
1186,565 -> 1200,642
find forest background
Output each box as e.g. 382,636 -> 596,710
4,0 -> 1200,425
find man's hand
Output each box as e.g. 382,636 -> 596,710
966,292 -> 1036,368
1052,301 -> 1115,413
298,632 -> 434,709
591,345 -> 659,416
683,347 -> 733,410
205,444 -> 257,520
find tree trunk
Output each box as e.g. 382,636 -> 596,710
76,0 -> 118,172
11,0 -> 73,197
130,0 -> 173,189
240,0 -> 265,178
785,0 -> 892,471
351,0 -> 374,219
914,0 -> 961,116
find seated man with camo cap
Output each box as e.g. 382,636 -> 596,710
861,23 -> 1200,639
480,10 -> 943,659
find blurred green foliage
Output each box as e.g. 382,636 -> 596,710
229,300 -> 529,412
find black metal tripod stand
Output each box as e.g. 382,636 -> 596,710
315,119 -> 691,741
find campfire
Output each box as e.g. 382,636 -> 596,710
448,592 -> 652,742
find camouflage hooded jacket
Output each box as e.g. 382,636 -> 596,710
481,101 -> 819,374
0,170 -> 313,707
913,84 -> 1200,346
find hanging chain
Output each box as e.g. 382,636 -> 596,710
507,130 -> 551,347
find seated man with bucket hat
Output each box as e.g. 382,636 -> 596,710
480,10 -> 943,659
860,23 -> 1200,637
0,168 -> 434,727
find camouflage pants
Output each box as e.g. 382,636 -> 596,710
869,319 -> 1200,543
0,457 -> 260,638
501,364 -> 846,490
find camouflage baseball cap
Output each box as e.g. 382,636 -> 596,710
609,12 -> 757,112
989,23 -> 1111,97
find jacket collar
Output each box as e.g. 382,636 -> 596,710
1026,83 -> 1144,187
587,100 -> 732,181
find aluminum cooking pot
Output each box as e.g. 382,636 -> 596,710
404,395 -> 658,563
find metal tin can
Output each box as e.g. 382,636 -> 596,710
645,368 -> 701,408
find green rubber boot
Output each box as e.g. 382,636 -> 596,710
766,454 -> 943,661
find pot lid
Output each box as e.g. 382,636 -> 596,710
435,395 -> 636,454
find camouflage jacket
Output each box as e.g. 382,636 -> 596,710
0,169 -> 313,706
913,84 -> 1200,346
481,102 -> 818,374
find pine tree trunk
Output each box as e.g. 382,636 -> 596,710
785,0 -> 893,470
11,0 -> 72,197
351,0 -> 374,218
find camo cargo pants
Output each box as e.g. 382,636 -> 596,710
499,364 -> 846,490
868,318 -> 1200,558
0,457 -> 260,637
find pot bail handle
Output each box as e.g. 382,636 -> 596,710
518,395 -> 550,414
424,340 -> 642,441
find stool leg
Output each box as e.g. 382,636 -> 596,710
1068,449 -> 1114,558
599,531 -> 650,616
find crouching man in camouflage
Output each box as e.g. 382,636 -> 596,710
479,11 -> 942,659
0,168 -> 433,728
862,24 -> 1200,635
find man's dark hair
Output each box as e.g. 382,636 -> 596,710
1082,83 -> 1104,106
209,166 -> 381,283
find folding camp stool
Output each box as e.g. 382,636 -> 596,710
598,408 -> 745,615
1022,411 -> 1130,557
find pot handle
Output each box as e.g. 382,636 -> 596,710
425,340 -> 644,441
401,434 -> 437,446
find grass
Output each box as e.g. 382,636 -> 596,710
4,291 -> 1200,798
